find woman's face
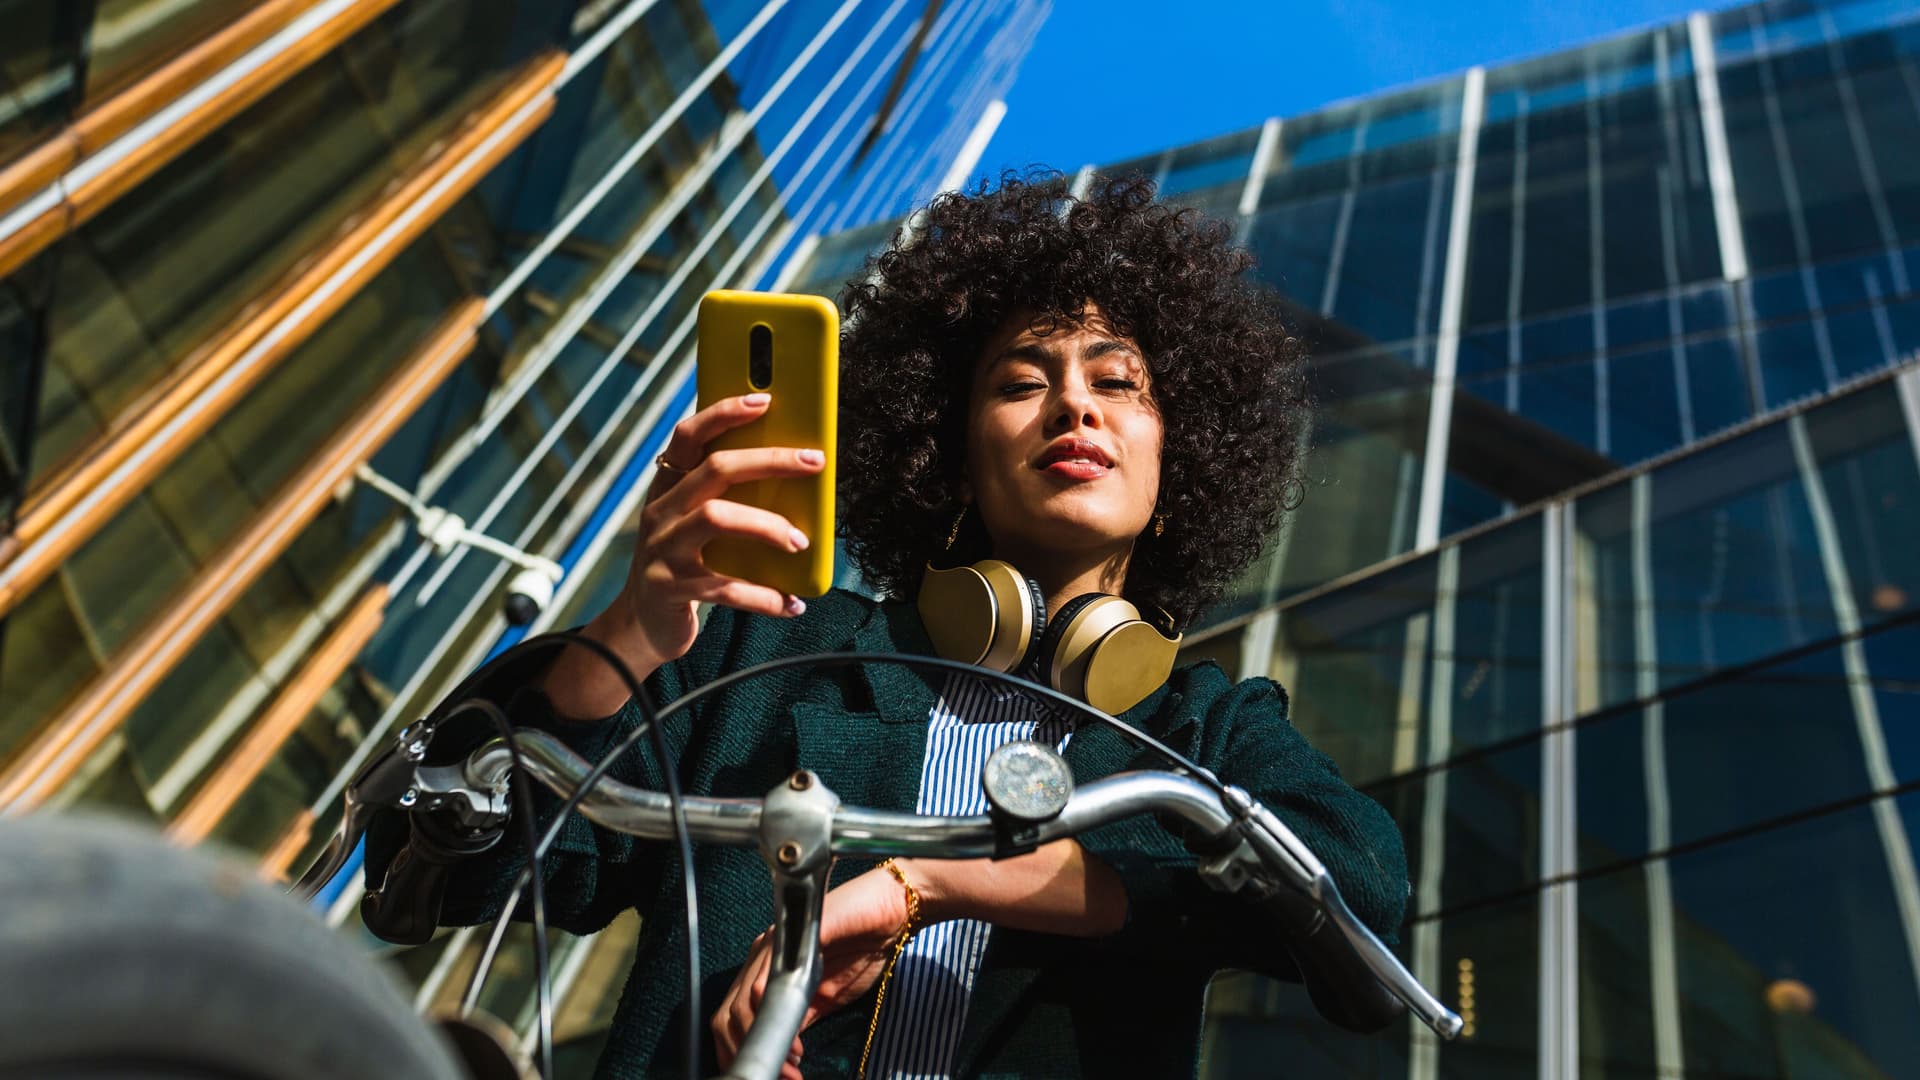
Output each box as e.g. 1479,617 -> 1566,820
965,303 -> 1163,562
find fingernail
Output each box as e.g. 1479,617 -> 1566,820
798,448 -> 824,466
744,392 -> 770,406
789,528 -> 809,550
785,595 -> 806,616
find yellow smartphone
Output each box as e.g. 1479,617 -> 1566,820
695,289 -> 838,597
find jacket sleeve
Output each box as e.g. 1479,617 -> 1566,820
1073,673 -> 1410,974
362,607 -> 745,939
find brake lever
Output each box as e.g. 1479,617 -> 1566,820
289,721 -> 514,902
290,723 -> 422,900
1212,788 -> 1461,1039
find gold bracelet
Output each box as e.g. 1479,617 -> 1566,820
857,859 -> 922,1080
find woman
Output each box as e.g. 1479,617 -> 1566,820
376,172 -> 1408,1078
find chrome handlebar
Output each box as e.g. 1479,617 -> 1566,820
299,728 -> 1461,1080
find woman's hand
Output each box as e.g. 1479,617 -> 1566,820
619,392 -> 825,666
711,864 -> 913,1079
542,393 -> 823,720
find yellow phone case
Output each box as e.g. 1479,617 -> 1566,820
695,290 -> 838,597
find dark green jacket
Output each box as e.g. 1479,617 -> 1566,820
368,588 -> 1409,1078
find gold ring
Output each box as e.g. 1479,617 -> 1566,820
653,453 -> 692,477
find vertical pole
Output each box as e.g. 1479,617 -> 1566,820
1689,11 -> 1748,284
1414,67 -> 1487,551
1633,472 -> 1687,1078
1409,544 -> 1459,1080
1239,116 -> 1283,219
1538,502 -> 1580,1080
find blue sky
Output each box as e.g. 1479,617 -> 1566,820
979,0 -> 1738,174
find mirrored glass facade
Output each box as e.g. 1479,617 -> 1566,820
0,0 -> 1046,1059
783,0 -> 1920,1076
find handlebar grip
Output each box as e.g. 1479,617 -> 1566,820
362,813 -> 503,946
1258,885 -> 1406,1033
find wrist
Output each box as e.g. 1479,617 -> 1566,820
541,600 -> 666,722
584,598 -> 667,670
888,858 -> 955,925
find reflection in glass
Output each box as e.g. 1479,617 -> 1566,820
1574,379 -> 1920,712
84,0 -> 257,99
1373,737 -> 1543,916
1273,511 -> 1542,786
1579,795 -> 1920,1077
0,3 -> 84,167
1,232 -> 471,783
1425,896 -> 1539,1079
21,0 -> 540,501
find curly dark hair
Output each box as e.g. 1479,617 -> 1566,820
835,170 -> 1310,628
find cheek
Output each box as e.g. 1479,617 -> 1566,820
975,408 -> 1029,464
1135,421 -> 1164,495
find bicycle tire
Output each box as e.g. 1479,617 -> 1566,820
0,814 -> 466,1080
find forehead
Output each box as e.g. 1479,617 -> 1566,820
976,306 -> 1142,365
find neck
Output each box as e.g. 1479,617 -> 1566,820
990,539 -> 1134,619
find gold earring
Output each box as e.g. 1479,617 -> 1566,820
946,506 -> 968,551
1153,513 -> 1167,538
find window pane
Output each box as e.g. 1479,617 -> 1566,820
3,230 -> 469,774
24,0 -> 540,496
1574,379 -> 1920,711
1578,794 -> 1920,1077
84,0 -> 256,100
0,2 -> 81,167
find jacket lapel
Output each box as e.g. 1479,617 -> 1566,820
788,599 -> 942,812
789,703 -> 928,812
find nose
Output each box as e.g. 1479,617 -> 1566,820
1046,375 -> 1101,434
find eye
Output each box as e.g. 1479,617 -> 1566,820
998,381 -> 1044,397
1097,378 -> 1141,392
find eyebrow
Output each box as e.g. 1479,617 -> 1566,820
989,338 -> 1140,366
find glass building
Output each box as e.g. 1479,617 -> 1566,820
0,0 -> 1044,1065
779,0 -> 1920,1077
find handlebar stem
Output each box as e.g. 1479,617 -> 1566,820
723,771 -> 839,1080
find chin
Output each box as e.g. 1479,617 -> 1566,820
1012,508 -> 1139,550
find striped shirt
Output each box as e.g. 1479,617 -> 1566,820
861,671 -> 1077,1079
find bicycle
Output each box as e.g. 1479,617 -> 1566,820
288,633 -> 1462,1080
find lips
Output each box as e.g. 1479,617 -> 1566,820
1036,437 -> 1113,481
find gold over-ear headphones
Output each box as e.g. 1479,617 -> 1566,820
917,554 -> 1183,716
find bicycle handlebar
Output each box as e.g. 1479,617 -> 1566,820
488,731 -> 1457,1053
315,725 -> 1461,1080
494,730 -> 1242,857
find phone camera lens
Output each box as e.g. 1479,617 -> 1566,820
749,324 -> 773,389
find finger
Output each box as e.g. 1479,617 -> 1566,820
655,573 -> 801,619
712,993 -> 740,1064
724,948 -> 769,1058
782,1064 -> 804,1080
712,929 -> 771,1060
749,951 -> 773,1009
657,498 -> 811,570
650,445 -> 826,520
653,394 -> 773,483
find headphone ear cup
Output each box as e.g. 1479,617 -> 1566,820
1033,593 -> 1105,689
971,560 -> 1044,672
918,563 -> 999,666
